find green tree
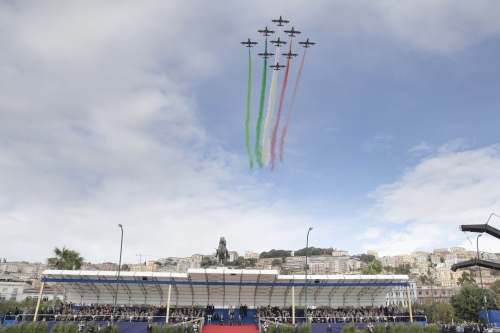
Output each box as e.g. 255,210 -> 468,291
259,249 -> 292,259
47,246 -> 84,270
361,260 -> 382,274
353,254 -> 376,263
489,279 -> 500,305
395,263 -> 411,275
271,259 -> 282,267
456,271 -> 475,286
200,257 -> 216,268
294,247 -> 333,257
450,282 -> 495,322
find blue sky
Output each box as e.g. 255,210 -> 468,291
1,1 -> 500,264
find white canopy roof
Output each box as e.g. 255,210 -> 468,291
42,269 -> 409,308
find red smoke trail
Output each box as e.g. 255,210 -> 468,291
279,48 -> 307,163
270,40 -> 292,171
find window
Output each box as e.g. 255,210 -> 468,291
2,288 -> 7,291
10,297 -> 16,300
12,288 -> 18,294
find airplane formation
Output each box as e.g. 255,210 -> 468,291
241,17 -> 315,170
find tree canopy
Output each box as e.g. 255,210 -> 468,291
47,246 -> 84,270
456,271 -> 475,286
353,254 -> 375,263
259,249 -> 292,259
450,282 -> 495,322
361,260 -> 382,274
294,247 -> 333,257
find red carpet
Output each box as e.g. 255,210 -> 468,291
203,324 -> 258,333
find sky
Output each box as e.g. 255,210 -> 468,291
1,1 -> 500,265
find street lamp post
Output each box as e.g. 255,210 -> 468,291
304,227 -> 313,323
112,224 -> 124,323
477,234 -> 490,327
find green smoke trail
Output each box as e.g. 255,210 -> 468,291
254,38 -> 268,168
245,49 -> 254,169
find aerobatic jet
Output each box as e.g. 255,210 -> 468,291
269,63 -> 286,71
272,16 -> 289,26
258,52 -> 274,59
282,51 -> 298,59
241,38 -> 258,48
258,26 -> 275,36
284,27 -> 301,37
270,37 -> 287,47
298,38 -> 315,48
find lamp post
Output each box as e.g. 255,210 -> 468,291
477,234 -> 490,326
112,224 -> 124,323
304,227 -> 313,323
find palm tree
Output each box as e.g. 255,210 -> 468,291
47,246 -> 84,270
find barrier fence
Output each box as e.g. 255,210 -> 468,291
2,314 -> 424,324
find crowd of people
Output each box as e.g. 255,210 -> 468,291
255,305 -> 426,323
1,303 -> 207,323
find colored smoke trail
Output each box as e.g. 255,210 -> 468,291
254,39 -> 268,168
270,40 -> 292,171
261,44 -> 281,166
245,49 -> 254,169
279,48 -> 307,163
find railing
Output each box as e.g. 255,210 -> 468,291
257,315 -> 426,323
2,314 -> 206,323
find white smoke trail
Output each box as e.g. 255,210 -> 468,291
261,43 -> 281,166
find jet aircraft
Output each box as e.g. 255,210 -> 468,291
284,27 -> 301,37
298,38 -> 316,48
270,63 -> 286,71
270,37 -> 287,47
272,16 -> 289,26
241,38 -> 258,48
282,51 -> 298,59
258,26 -> 275,36
258,52 -> 274,59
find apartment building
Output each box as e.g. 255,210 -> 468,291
416,285 -> 457,304
386,281 -> 418,306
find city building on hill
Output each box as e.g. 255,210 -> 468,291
433,248 -> 450,259
381,256 -> 396,267
414,254 -> 428,263
99,262 -> 117,271
411,251 -> 429,257
281,256 -> 305,273
228,251 -> 239,262
332,249 -> 348,257
464,251 -> 477,259
367,250 -> 379,260
309,262 -> 326,275
449,247 -> 466,254
244,251 -> 259,259
430,255 -> 441,265
435,267 -> 453,287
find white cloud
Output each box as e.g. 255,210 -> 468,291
363,133 -> 393,152
408,142 -> 432,154
364,143 -> 500,255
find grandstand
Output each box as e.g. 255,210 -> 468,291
40,269 -> 410,309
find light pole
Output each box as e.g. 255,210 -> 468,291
304,227 -> 313,323
477,234 -> 490,326
112,224 -> 124,323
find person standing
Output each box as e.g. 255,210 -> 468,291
327,324 -> 333,333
